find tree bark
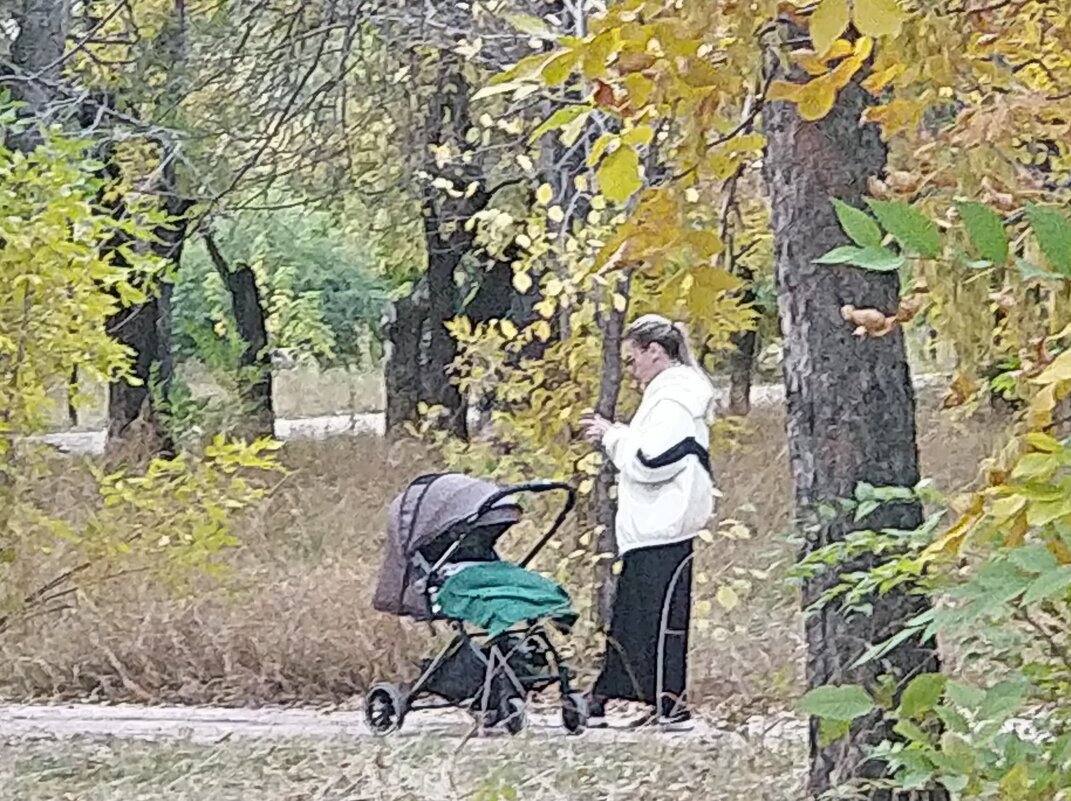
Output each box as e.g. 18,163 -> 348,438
384,279 -> 430,436
762,36 -> 944,801
728,272 -> 759,417
593,273 -> 631,626
385,51 -> 509,439
203,233 -> 274,439
4,0 -> 71,151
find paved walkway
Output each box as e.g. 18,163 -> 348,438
30,375 -> 949,456
0,702 -> 807,745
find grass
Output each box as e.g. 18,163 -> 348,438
0,380 -> 1009,719
0,732 -> 805,801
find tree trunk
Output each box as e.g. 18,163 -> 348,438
385,50 -> 506,439
204,233 -> 274,439
106,156 -> 192,454
4,0 -> 71,152
728,275 -> 759,417
593,273 -> 631,626
384,280 -> 430,436
762,37 -> 944,801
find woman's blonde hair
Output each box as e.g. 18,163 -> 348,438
624,313 -> 699,367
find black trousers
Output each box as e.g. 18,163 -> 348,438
593,538 -> 693,715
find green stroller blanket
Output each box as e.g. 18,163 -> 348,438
435,562 -> 577,637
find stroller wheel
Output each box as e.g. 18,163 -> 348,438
562,692 -> 588,734
501,696 -> 527,736
365,682 -> 406,735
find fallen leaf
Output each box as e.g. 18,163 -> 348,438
841,304 -> 898,337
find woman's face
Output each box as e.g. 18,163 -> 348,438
624,340 -> 667,388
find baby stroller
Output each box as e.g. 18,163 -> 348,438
367,472 -> 589,735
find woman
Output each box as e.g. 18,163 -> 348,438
579,314 -> 716,729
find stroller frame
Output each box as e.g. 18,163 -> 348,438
365,475 -> 589,736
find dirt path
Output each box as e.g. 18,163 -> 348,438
0,702 -> 806,744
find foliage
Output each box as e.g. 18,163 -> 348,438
0,109 -> 157,448
786,206 -> 1071,797
0,111 -> 281,634
175,206 -> 393,371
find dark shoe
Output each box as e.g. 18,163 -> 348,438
585,693 -> 607,728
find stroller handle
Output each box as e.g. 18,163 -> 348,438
474,480 -> 576,569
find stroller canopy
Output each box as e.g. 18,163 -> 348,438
373,473 -> 522,619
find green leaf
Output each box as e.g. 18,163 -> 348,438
853,625 -> 925,667
939,774 -> 969,794
932,732 -> 977,774
1026,203 -> 1071,275
818,718 -> 851,747
1008,545 -> 1058,575
956,201 -> 1008,264
1016,257 -> 1064,281
978,681 -> 1026,722
849,246 -> 905,272
899,673 -> 947,719
816,245 -> 866,264
893,718 -> 930,743
596,144 -> 643,204
798,685 -> 875,721
528,105 -> 591,144
945,680 -> 985,710
816,245 -> 904,271
865,199 -> 941,258
833,199 -> 883,247
1021,565 -> 1071,606
935,705 -> 970,734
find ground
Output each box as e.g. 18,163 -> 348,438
2,367 -> 1008,799
1,706 -> 805,801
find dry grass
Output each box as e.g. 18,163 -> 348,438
0,733 -> 805,801
0,387 -> 1009,716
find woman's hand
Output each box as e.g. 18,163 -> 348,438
579,412 -> 613,445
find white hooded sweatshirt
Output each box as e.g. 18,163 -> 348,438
601,364 -> 717,555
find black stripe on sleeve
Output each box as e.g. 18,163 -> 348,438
637,437 -> 711,476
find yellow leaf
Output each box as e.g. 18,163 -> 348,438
513,271 -> 533,293
623,73 -> 654,107
1033,349 -> 1071,385
582,29 -> 619,79
622,124 -> 655,147
853,0 -> 906,38
861,98 -> 926,139
684,229 -> 725,258
1028,384 -> 1058,429
988,494 -> 1026,524
768,80 -> 804,103
715,585 -> 740,611
500,320 -> 518,339
797,75 -> 838,121
533,320 -> 551,341
535,183 -> 554,205
861,63 -> 905,95
597,143 -> 644,204
810,0 -> 850,56
542,49 -> 580,86
1049,540 -> 1071,565
1004,512 -> 1028,548
612,292 -> 628,312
